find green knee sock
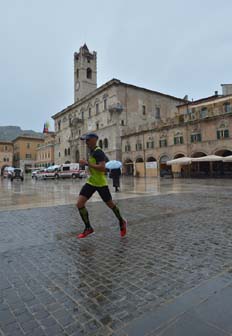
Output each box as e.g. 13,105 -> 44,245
112,205 -> 124,226
78,207 -> 91,228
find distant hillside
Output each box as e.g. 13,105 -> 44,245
0,126 -> 44,141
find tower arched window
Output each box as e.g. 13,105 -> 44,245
104,138 -> 108,149
76,69 -> 79,79
65,148 -> 67,156
87,68 -> 92,79
99,140 -> 103,149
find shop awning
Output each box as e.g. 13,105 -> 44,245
191,155 -> 223,162
167,157 -> 192,165
222,155 -> 232,162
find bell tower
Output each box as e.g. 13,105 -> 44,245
74,44 -> 97,102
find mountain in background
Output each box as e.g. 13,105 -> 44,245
0,126 -> 44,141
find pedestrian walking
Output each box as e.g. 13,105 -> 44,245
77,132 -> 127,239
110,168 -> 121,192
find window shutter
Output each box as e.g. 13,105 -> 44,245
224,129 -> 229,138
217,130 -> 220,139
180,137 -> 183,144
174,137 -> 176,145
198,134 -> 202,142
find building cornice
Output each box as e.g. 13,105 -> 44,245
121,112 -> 232,138
0,141 -> 13,145
12,136 -> 44,142
177,94 -> 232,109
52,79 -> 185,120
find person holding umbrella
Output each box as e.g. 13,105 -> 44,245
110,168 -> 121,192
77,132 -> 127,239
106,160 -> 122,192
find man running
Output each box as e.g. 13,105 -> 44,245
77,132 -> 127,239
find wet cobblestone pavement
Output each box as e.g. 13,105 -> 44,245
1,178 -> 232,335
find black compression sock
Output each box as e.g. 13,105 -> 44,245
112,205 -> 124,226
78,207 -> 91,228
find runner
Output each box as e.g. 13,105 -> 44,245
77,132 -> 127,238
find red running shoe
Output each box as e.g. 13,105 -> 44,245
120,220 -> 127,237
77,227 -> 94,239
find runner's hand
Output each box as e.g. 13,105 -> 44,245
79,159 -> 88,166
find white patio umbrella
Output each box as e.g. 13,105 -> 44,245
191,155 -> 223,162
222,155 -> 232,162
167,157 -> 192,165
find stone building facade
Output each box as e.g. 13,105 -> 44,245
35,132 -> 55,168
52,45 -> 183,166
13,135 -> 44,172
0,141 -> 13,173
122,85 -> 232,177
52,44 -> 232,177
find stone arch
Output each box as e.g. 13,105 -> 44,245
174,153 -> 185,159
191,151 -> 207,158
123,158 -> 134,176
159,154 -> 171,177
146,156 -> 157,177
135,157 -> 144,177
159,154 -> 170,163
135,157 -> 144,163
147,156 -> 156,162
214,148 -> 232,157
190,151 -> 208,177
214,149 -> 232,177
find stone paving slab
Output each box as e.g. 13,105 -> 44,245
122,270 -> 232,336
1,188 -> 232,335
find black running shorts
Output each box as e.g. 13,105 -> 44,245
79,183 -> 112,202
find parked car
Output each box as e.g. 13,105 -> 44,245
32,169 -> 40,178
11,168 -> 24,181
3,166 -> 15,178
42,165 -> 60,180
34,169 -> 47,180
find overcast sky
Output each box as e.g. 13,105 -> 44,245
0,0 -> 232,132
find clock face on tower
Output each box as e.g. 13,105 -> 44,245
76,81 -> 80,91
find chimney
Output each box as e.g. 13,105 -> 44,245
214,91 -> 218,96
221,84 -> 232,96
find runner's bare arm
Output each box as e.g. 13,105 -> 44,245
79,159 -> 106,172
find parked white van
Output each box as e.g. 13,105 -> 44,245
57,163 -> 83,179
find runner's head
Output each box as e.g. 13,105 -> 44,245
80,133 -> 98,149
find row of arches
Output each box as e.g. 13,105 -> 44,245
123,149 -> 232,177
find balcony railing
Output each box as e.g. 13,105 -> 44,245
108,103 -> 123,113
